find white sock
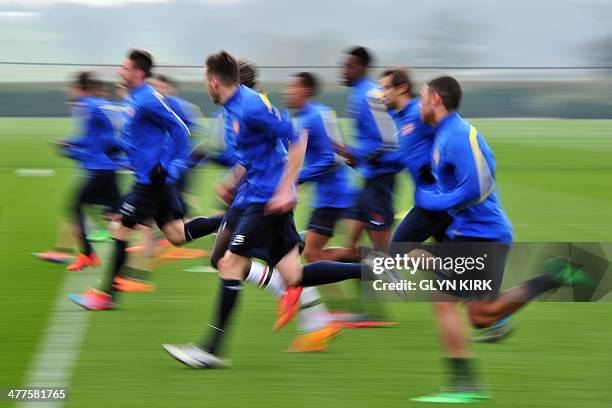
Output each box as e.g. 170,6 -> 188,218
244,261 -> 286,299
297,287 -> 331,333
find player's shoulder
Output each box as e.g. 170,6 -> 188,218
443,114 -> 474,148
244,88 -> 274,112
242,88 -> 282,124
310,102 -> 338,126
297,102 -> 323,129
163,94 -> 185,114
134,84 -> 165,108
97,99 -> 124,114
82,97 -> 109,117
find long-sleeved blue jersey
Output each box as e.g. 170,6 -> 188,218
219,108 -> 251,210
382,98 -> 436,190
104,100 -> 133,170
345,77 -> 403,179
204,111 -> 240,168
120,83 -> 191,185
62,96 -> 118,171
223,85 -> 298,205
415,112 -> 513,242
161,95 -> 201,169
295,101 -> 352,209
166,95 -> 202,134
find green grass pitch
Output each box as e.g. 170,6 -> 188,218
1,118 -> 611,407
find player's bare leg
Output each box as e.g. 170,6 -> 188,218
366,228 -> 392,252
302,230 -> 358,263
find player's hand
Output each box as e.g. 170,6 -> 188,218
51,140 -> 73,149
334,143 -> 358,167
214,182 -> 235,206
188,146 -> 207,168
266,188 -> 297,214
344,154 -> 358,167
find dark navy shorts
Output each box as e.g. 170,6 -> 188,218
307,207 -> 347,237
222,206 -> 245,231
119,182 -> 185,229
229,204 -> 300,266
175,170 -> 191,216
76,170 -> 121,214
435,237 -> 510,300
348,173 -> 396,230
391,206 -> 452,244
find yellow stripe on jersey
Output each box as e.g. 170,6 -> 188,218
468,126 -> 495,204
258,92 -> 273,113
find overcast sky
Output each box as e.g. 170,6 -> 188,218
0,0 -> 611,81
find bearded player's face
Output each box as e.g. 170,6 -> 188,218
420,85 -> 436,126
204,69 -> 220,105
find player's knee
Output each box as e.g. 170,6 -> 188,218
284,272 -> 302,287
210,249 -> 223,270
165,226 -> 185,245
303,246 -> 321,263
112,224 -> 129,241
217,252 -> 245,280
166,235 -> 184,246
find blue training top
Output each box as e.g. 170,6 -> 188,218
415,112 -> 513,242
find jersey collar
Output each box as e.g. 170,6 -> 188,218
435,111 -> 460,133
129,82 -> 150,98
222,85 -> 242,109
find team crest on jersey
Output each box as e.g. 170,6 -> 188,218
233,119 -> 240,135
125,106 -> 135,117
433,148 -> 440,167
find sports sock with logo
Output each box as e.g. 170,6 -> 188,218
204,279 -> 242,355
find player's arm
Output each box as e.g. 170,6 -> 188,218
94,105 -> 122,156
184,102 -> 204,134
297,116 -> 337,184
56,141 -> 86,161
345,92 -> 398,166
214,163 -> 245,206
416,129 -> 493,211
267,127 -> 308,214
245,94 -> 293,141
147,92 -> 191,183
368,122 -> 427,169
207,150 -> 239,168
297,158 -> 336,184
208,116 -> 239,167
55,112 -> 93,161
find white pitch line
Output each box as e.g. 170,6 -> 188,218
15,169 -> 56,177
18,244 -> 108,408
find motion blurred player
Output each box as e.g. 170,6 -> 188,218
54,72 -> 122,272
410,76 -> 594,403
69,49 -> 220,310
285,72 -> 355,263
336,46 -> 403,254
